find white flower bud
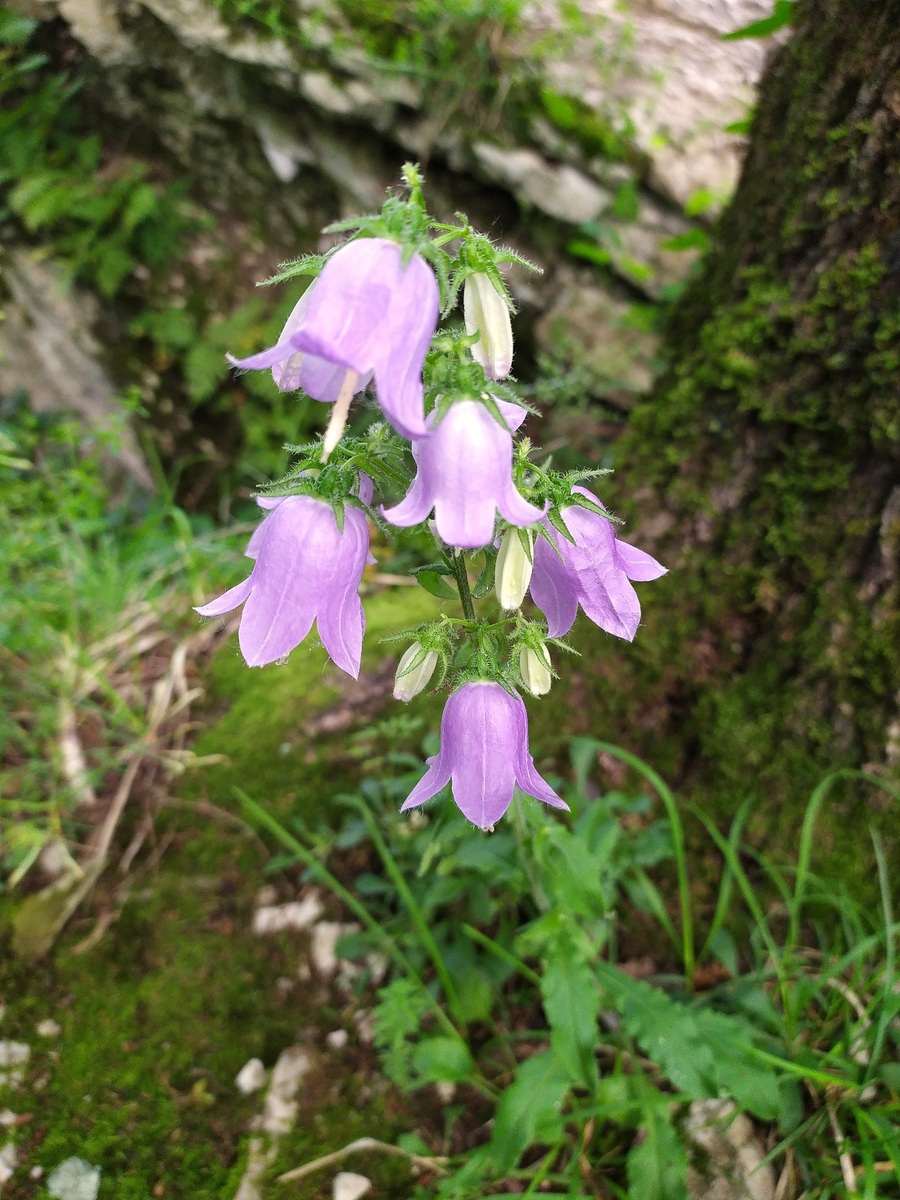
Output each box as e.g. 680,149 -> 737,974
393,642 -> 438,702
464,272 -> 513,380
495,528 -> 533,610
519,644 -> 552,697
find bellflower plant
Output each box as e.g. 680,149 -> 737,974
530,487 -> 667,640
401,682 -> 568,828
203,165 -> 668,831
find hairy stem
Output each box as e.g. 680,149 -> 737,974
451,550 -> 476,621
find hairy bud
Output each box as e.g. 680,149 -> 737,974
394,642 -> 439,702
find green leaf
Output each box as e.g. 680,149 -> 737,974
541,947 -> 600,1089
412,567 -> 457,601
693,1009 -> 782,1119
661,229 -> 712,253
488,1051 -> 570,1174
626,1106 -> 688,1200
410,1036 -> 475,1084
595,962 -> 714,1098
566,238 -> 611,267
722,0 -> 793,40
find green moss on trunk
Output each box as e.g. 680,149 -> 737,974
561,0 -> 900,863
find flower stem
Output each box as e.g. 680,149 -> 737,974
451,551 -> 476,620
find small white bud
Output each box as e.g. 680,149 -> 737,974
495,528 -> 533,611
519,644 -> 552,697
393,643 -> 438,702
464,273 -> 513,380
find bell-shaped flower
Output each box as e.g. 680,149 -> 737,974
464,272 -> 513,380
529,487 -> 667,641
401,681 -> 568,828
382,401 -> 545,549
194,495 -> 369,676
227,238 -> 439,440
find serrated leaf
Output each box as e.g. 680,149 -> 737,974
595,962 -> 715,1098
546,506 -> 576,545
541,947 -> 600,1089
627,1107 -> 688,1200
410,1036 -> 475,1084
471,552 -> 496,598
694,1009 -> 783,1119
412,568 -> 457,600
488,1051 -> 570,1174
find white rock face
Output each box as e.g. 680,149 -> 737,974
332,1171 -> 372,1200
537,0 -> 780,208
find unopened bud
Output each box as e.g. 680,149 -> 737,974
394,642 -> 438,702
519,644 -> 552,697
464,273 -> 513,380
495,528 -> 533,610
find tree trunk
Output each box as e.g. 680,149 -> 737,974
609,0 -> 900,836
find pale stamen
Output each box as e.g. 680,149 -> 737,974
321,369 -> 358,461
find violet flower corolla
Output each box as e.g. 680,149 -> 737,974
227,238 -> 439,444
401,681 -> 568,828
194,493 -> 370,676
529,486 -> 667,640
382,400 -> 544,548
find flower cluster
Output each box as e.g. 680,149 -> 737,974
197,167 -> 667,830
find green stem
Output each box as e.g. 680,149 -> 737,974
451,551 -> 476,620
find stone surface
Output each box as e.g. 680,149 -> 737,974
235,1057 -> 267,1095
0,252 -> 153,491
685,1099 -> 775,1200
533,277 -> 661,408
333,1171 -> 371,1200
252,893 -> 324,935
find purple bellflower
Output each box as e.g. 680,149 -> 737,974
195,494 -> 369,676
401,681 -> 568,828
530,487 -> 667,641
227,237 -> 439,443
382,400 -> 545,548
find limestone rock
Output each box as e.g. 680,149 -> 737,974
685,1099 -> 775,1200
0,252 -> 153,491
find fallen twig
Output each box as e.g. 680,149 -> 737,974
277,1136 -> 450,1184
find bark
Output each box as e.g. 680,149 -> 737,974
609,0 -> 900,829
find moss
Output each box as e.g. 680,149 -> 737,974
0,586 -> 455,1197
536,0 -> 900,894
183,585 -> 441,824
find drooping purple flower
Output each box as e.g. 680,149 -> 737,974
401,681 -> 568,828
382,401 -> 545,549
529,487 -> 667,641
195,495 -> 369,676
227,238 -> 439,439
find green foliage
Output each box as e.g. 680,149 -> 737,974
0,400 -> 221,881
245,743 -> 900,1197
0,31 -> 203,296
